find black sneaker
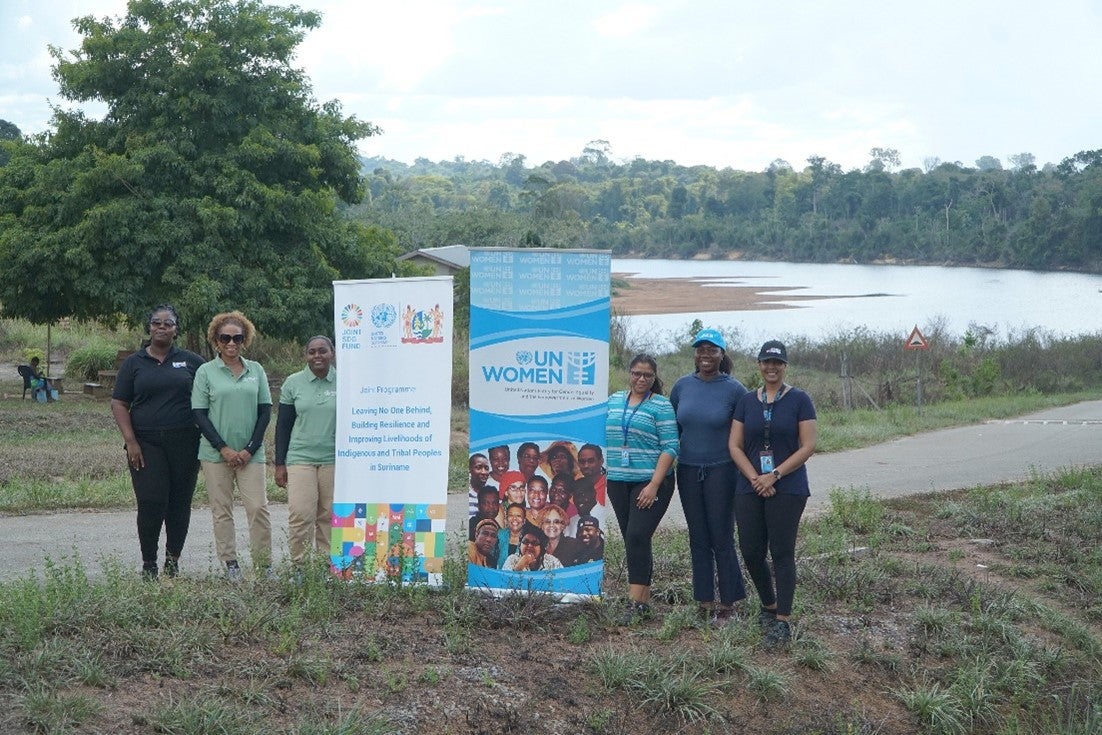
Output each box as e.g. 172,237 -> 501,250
141,563 -> 158,581
711,604 -> 736,627
618,601 -> 653,626
163,558 -> 180,578
763,618 -> 792,648
224,560 -> 244,582
758,606 -> 777,629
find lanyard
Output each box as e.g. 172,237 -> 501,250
761,385 -> 786,450
621,392 -> 650,446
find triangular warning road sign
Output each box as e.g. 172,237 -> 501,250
904,325 -> 929,350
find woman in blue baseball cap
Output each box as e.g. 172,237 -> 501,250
728,339 -> 817,648
670,328 -> 748,624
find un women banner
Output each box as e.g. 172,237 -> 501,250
332,277 -> 453,585
466,249 -> 610,599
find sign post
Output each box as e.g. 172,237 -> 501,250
903,325 -> 929,412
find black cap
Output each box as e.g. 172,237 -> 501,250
757,340 -> 788,363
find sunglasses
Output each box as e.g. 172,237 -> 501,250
149,319 -> 177,328
217,333 -> 245,344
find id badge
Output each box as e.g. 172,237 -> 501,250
621,448 -> 631,467
759,451 -> 774,474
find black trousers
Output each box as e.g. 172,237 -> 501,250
129,426 -> 201,564
607,475 -> 675,587
677,462 -> 747,605
734,492 -> 807,616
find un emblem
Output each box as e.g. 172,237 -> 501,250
515,351 -> 533,365
371,303 -> 397,328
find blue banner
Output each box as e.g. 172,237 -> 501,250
466,249 -> 611,599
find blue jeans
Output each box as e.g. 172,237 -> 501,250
677,462 -> 746,605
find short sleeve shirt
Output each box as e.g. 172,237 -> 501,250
732,387 -> 816,496
279,366 -> 337,465
670,373 -> 748,465
112,346 -> 205,431
191,357 -> 272,463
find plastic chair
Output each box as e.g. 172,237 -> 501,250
17,365 -> 33,400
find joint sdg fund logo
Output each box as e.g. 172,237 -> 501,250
340,304 -> 364,328
482,350 -> 597,385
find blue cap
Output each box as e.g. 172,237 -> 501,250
692,328 -> 726,351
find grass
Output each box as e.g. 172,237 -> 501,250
0,469 -> 1100,732
3,318 -> 1102,731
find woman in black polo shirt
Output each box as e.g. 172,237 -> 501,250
111,305 -> 205,579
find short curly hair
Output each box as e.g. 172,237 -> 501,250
206,311 -> 257,351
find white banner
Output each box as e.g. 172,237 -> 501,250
331,277 -> 453,584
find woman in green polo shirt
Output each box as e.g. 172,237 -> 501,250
274,336 -> 337,567
191,310 -> 273,581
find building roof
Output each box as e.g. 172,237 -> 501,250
396,245 -> 469,269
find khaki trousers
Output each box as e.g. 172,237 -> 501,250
286,464 -> 335,563
201,460 -> 272,567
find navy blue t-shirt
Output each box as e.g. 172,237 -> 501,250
732,387 -> 816,496
670,373 -> 747,465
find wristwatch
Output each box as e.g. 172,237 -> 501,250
772,469 -> 781,479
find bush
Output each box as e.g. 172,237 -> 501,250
67,343 -> 121,381
21,347 -> 44,365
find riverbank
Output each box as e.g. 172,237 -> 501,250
611,272 -> 864,316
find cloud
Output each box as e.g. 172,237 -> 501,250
296,0 -> 462,94
592,3 -> 660,39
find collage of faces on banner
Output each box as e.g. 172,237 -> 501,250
465,440 -> 608,572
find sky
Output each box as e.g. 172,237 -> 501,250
1,0 -> 1100,173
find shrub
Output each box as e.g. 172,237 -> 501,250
66,343 -> 120,381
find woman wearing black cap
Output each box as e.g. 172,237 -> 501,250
728,340 -> 817,647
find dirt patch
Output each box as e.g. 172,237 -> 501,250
611,274 -> 807,316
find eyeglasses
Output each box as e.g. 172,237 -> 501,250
630,370 -> 655,380
520,538 -> 542,547
217,333 -> 245,344
543,518 -> 565,525
149,319 -> 177,328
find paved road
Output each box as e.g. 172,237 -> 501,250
3,401 -> 1100,581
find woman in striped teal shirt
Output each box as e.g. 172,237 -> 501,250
605,354 -> 679,624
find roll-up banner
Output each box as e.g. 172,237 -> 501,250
332,277 -> 453,585
466,249 -> 611,600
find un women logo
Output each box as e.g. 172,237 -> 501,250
566,351 -> 597,385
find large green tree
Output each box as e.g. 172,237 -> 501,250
0,0 -> 395,339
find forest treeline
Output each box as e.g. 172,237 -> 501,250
352,143 -> 1102,271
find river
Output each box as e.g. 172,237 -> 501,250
613,258 -> 1102,352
